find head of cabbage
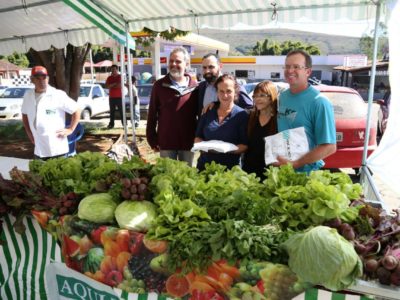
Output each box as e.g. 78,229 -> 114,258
78,193 -> 117,224
284,226 -> 362,291
115,200 -> 157,232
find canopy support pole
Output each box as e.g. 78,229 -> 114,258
120,43 -> 128,144
153,36 -> 161,79
362,0 -> 381,166
89,48 -> 94,83
125,21 -> 136,147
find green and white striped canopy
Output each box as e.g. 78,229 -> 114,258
0,0 -> 389,55
81,0 -> 385,32
0,0 -> 135,55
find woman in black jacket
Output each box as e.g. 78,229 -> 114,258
242,81 -> 278,180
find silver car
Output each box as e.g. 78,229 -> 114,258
0,87 -> 32,119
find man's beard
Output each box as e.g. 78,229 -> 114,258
204,73 -> 218,84
169,68 -> 183,80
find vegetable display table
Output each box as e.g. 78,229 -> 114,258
0,155 -> 400,300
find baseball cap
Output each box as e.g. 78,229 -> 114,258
31,66 -> 48,77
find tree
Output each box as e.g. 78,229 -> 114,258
91,46 -> 112,63
359,22 -> 388,60
359,35 -> 388,60
0,52 -> 29,68
250,38 -> 321,56
29,43 -> 91,100
134,27 -> 190,47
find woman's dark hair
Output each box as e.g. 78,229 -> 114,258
214,74 -> 240,101
248,80 -> 278,137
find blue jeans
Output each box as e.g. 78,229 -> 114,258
160,150 -> 194,166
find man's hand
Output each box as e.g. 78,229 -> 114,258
56,127 -> 74,138
272,156 -> 299,168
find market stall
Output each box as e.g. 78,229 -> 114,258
1,1 -> 399,299
1,153 -> 400,299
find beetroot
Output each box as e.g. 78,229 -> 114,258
377,267 -> 392,285
364,259 -> 379,273
121,189 -> 131,200
131,178 -> 141,185
390,272 -> 400,286
121,178 -> 131,189
339,223 -> 355,240
354,241 -> 367,255
381,255 -> 399,271
324,217 -> 342,229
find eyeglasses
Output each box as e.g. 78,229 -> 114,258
283,65 -> 309,71
252,94 -> 271,99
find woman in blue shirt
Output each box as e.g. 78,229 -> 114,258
195,74 -> 249,170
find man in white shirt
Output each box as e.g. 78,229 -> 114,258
21,66 -> 81,160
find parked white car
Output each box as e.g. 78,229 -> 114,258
0,85 -> 9,96
0,86 -> 32,119
77,84 -> 109,120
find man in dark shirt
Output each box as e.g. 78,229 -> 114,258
146,46 -> 198,166
197,53 -> 253,116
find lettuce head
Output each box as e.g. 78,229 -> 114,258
78,193 -> 117,223
115,200 -> 157,232
284,226 -> 362,291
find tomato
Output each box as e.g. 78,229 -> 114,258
143,237 -> 168,253
166,274 -> 190,298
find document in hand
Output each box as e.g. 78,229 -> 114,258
264,127 -> 309,165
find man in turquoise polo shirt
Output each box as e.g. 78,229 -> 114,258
276,50 -> 336,172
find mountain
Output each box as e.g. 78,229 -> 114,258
199,28 -> 362,55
